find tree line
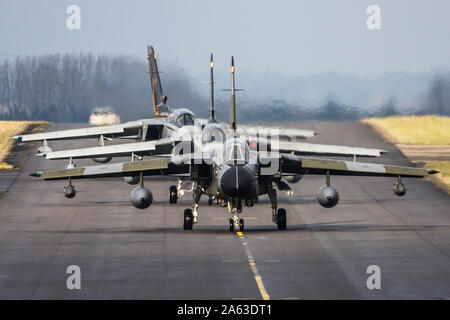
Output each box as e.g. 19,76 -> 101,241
0,54 -> 206,122
0,54 -> 448,123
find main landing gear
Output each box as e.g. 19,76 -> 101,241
276,208 -> 286,230
169,179 -> 183,204
170,179 -> 197,205
268,187 -> 287,230
182,185 -> 203,230
183,209 -> 193,230
169,185 -> 178,204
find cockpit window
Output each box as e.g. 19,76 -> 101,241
225,141 -> 249,164
176,113 -> 195,127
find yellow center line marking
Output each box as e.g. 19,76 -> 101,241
211,217 -> 228,220
216,236 -> 233,239
254,236 -> 267,239
236,231 -> 270,300
264,259 -> 280,263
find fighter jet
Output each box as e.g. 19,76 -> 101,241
30,56 -> 438,232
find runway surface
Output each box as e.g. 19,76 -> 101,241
0,121 -> 449,299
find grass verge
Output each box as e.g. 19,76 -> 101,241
0,120 -> 49,170
362,115 -> 450,145
424,161 -> 450,194
363,115 -> 450,194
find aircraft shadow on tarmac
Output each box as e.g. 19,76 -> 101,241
38,196 -> 424,208
27,220 -> 449,235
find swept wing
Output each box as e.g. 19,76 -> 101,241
11,119 -> 170,142
280,153 -> 436,178
31,157 -> 189,180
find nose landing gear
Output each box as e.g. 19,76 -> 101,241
229,217 -> 244,232
227,199 -> 244,232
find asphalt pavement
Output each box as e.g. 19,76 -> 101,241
0,121 -> 448,299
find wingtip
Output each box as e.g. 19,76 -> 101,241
428,169 -> 439,175
29,172 -> 41,177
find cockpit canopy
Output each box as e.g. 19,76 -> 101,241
170,108 -> 196,127
224,138 -> 249,165
202,123 -> 226,144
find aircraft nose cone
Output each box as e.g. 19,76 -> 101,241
220,166 -> 254,198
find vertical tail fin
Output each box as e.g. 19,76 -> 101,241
209,53 -> 217,123
147,46 -> 167,117
230,56 -> 236,131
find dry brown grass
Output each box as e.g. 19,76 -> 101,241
424,161 -> 450,194
0,121 -> 49,170
362,115 -> 450,145
363,116 -> 450,194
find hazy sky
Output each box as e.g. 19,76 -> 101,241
1,0 -> 449,77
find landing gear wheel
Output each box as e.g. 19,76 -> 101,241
208,196 -> 213,206
229,219 -> 234,232
183,209 -> 193,230
277,208 -> 287,230
239,219 -> 244,231
169,185 -> 178,204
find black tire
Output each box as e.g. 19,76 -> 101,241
277,208 -> 287,230
183,209 -> 193,230
229,219 -> 234,232
239,219 -> 244,231
208,197 -> 213,205
169,185 -> 178,204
